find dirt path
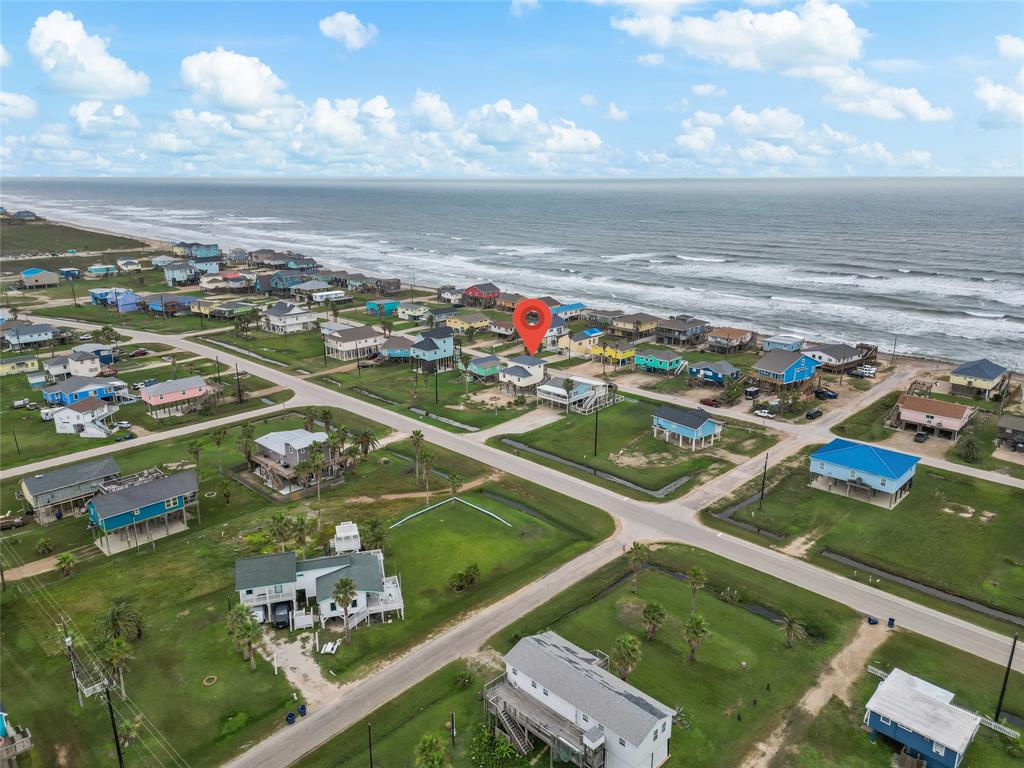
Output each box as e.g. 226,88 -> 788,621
346,469 -> 504,504
258,630 -> 338,709
742,621 -> 889,768
778,530 -> 822,558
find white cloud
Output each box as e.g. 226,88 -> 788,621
309,97 -> 365,145
0,44 -> 10,68
637,53 -> 665,66
606,102 -> 629,121
846,141 -> 931,168
411,89 -> 455,130
545,120 -> 602,152
28,10 -> 149,99
674,125 -> 716,153
975,77 -> 1024,123
997,34 -> 1024,60
318,11 -> 379,51
609,1 -> 950,121
579,93 -> 598,107
468,99 -> 544,146
692,83 -> 726,97
180,48 -> 289,112
738,140 -> 800,165
0,92 -> 38,121
510,0 -> 540,16
692,110 -> 723,126
361,95 -> 398,137
69,101 -> 139,133
727,105 -> 804,138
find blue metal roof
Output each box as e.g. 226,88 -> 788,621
21,267 -> 47,277
952,358 -> 1007,379
811,439 -> 920,480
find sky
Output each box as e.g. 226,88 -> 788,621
0,1 -> 1022,177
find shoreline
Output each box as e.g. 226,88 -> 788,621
32,216 -> 1005,373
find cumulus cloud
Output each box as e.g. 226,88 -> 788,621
28,10 -> 149,98
1,92 -> 38,121
546,120 -> 602,152
319,11 -> 379,51
975,78 -> 1024,123
637,53 -> 665,66
674,124 -> 716,153
606,102 -> 629,121
411,89 -> 455,130
579,93 -> 598,107
691,110 -> 723,126
727,105 -> 804,138
69,101 -> 139,133
996,34 -> 1024,60
609,1 -> 950,121
692,83 -> 726,97
180,48 -> 289,112
0,44 -> 10,68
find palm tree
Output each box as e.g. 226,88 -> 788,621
56,552 -> 77,577
95,599 -> 144,641
448,473 -> 463,498
343,445 -> 361,475
610,633 -> 642,680
459,352 -> 473,394
327,429 -> 347,468
414,734 -> 451,768
268,511 -> 292,552
626,542 -> 651,594
332,577 -> 358,642
775,612 -> 808,649
683,613 -> 711,662
959,437 -> 979,463
410,430 -> 425,481
119,716 -> 142,749
420,452 -> 435,502
319,407 -> 333,432
36,536 -> 54,556
220,479 -> 232,506
355,429 -> 379,458
186,440 -> 202,475
226,602 -> 253,657
101,635 -> 134,697
210,426 -> 228,475
364,517 -> 390,552
308,442 -> 326,531
237,423 -> 256,469
303,406 -> 318,431
381,318 -> 394,337
238,616 -> 261,671
292,514 -> 312,546
686,566 -> 707,615
562,377 -> 575,413
642,601 -> 666,641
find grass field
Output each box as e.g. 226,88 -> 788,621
776,631 -> 1024,768
199,328 -> 334,372
830,392 -> 900,442
317,363 -> 537,431
945,410 -> 1024,480
1,220 -> 147,256
33,303 -> 233,332
25,269 -> 174,301
490,396 -> 776,500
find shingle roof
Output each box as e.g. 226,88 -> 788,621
292,280 -> 331,291
653,405 -> 714,430
691,361 -> 739,376
657,318 -> 706,332
43,356 -> 70,367
455,311 -> 488,323
807,343 -> 861,360
501,365 -> 530,378
507,355 -> 546,367
264,301 -> 304,317
64,396 -> 112,414
505,632 -> 672,746
754,350 -> 819,375
952,358 -> 1007,380
382,336 -> 413,351
897,395 -> 971,421
811,438 -> 920,480
616,312 -> 662,324
91,471 -> 198,521
141,375 -> 209,398
419,326 -> 454,340
235,552 -> 297,590
309,552 -> 386,600
997,413 -> 1024,433
412,338 -> 440,352
42,376 -> 112,396
638,348 -> 683,362
329,326 -> 383,343
709,326 -> 753,339
21,456 -> 120,495
467,282 -> 499,293
471,354 -> 500,366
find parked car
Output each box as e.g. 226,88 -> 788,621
12,399 -> 30,409
847,370 -> 867,379
271,603 -> 291,629
130,349 -> 148,358
914,431 -> 929,443
100,367 -> 118,377
699,398 -> 722,408
814,388 -> 839,400
78,333 -> 93,341
754,409 -> 775,419
25,403 -> 38,410
0,516 -> 25,531
251,605 -> 267,624
806,408 -> 823,420
114,421 -> 133,429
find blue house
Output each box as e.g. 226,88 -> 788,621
366,299 -> 401,317
551,302 -> 586,319
42,375 -> 119,406
688,360 -> 740,385
753,350 -> 821,388
175,242 -> 219,259
87,264 -> 118,277
761,334 -> 804,352
380,336 -> 413,360
189,255 -> 222,275
864,668 -> 980,768
90,287 -> 141,313
810,439 -> 920,507
57,267 -> 81,280
269,270 -> 306,293
411,327 -> 455,371
88,470 -> 199,554
652,405 -> 721,450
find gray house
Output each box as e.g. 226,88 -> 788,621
20,457 -> 121,525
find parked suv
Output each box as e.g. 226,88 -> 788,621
699,398 -> 722,408
271,603 -> 291,629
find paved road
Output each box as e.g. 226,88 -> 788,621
13,315 -> 1024,767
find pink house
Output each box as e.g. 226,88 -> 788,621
895,394 -> 974,439
140,375 -> 215,417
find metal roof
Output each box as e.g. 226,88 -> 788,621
21,456 -> 121,495
952,358 -> 1007,379
42,375 -> 114,396
235,552 -> 297,591
637,348 -> 684,362
141,375 -> 209,398
807,343 -> 861,360
507,355 -> 546,367
754,350 -> 819,375
309,552 -> 386,600
811,438 -> 920,480
691,360 -> 739,376
505,632 -> 673,746
90,471 -> 198,521
255,429 -> 327,455
501,365 -> 530,378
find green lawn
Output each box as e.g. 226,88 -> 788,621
198,328 -> 334,372
945,410 -> 1024,480
705,451 -> 1024,619
317,363 -> 537,432
27,269 -> 175,302
33,303 -> 233,332
831,392 -> 901,442
777,631 -> 1024,768
1,220 -> 147,256
490,397 -> 776,501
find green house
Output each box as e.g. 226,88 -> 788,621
635,348 -> 687,374
461,354 -> 503,378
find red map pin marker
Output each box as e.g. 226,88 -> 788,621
513,298 -> 553,356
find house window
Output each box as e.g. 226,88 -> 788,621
661,722 -> 666,733
879,715 -> 891,726
531,681 -> 537,689
245,589 -> 253,595
165,497 -> 178,509
542,688 -> 549,696
581,713 -> 589,722
880,479 -> 886,487
849,470 -> 856,478
618,738 -> 626,747
274,584 -> 283,594
653,729 -> 658,741
511,668 -> 518,676
932,743 -> 945,756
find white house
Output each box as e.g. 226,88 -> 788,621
439,287 -> 463,303
397,303 -> 429,321
53,397 -> 119,438
498,355 -> 547,393
43,352 -> 101,382
805,343 -> 864,369
330,521 -> 361,554
262,301 -> 317,334
116,258 -> 142,273
536,375 -> 612,412
542,316 -> 570,351
324,326 -> 386,361
234,548 -> 404,630
485,632 -> 674,768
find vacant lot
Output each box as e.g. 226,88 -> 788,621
25,268 -> 174,302
34,303 -> 233,332
830,392 -> 900,442
200,328 -> 334,372
1,220 -> 147,256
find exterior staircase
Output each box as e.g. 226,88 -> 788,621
496,707 -> 533,754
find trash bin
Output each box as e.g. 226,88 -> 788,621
887,617 -> 895,628
867,616 -> 878,625
298,704 -> 307,717
286,712 -> 296,725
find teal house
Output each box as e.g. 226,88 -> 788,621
88,471 -> 199,554
810,439 -> 919,507
635,348 -> 687,375
460,354 -> 503,379
366,299 -> 400,317
651,405 -> 721,450
411,326 -> 455,371
380,336 -> 413,360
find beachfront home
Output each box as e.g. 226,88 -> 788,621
635,348 -> 687,375
552,302 -> 586,320
447,311 -> 491,336
324,326 -> 386,361
13,210 -> 38,220
761,334 -> 804,352
485,632 -> 674,767
86,264 -> 118,279
489,319 -> 515,338
52,397 -> 119,438
462,283 -> 501,308
410,327 -> 455,371
655,317 -> 710,347
558,328 -> 604,358
380,335 -> 413,361
396,303 -> 429,322
3,324 -> 56,350
688,361 -> 740,386
172,242 -> 219,258
438,286 -> 464,304
459,354 -> 503,380
42,375 -> 124,406
141,376 -> 215,417
810,438 -> 920,507
188,255 -> 222,275
116,258 -> 141,273
752,351 -> 822,389
997,414 -> 1024,449
864,668 -> 980,768
20,268 -> 59,289
163,261 -> 198,286
592,338 -> 636,367
585,308 -> 625,326
542,316 -> 570,350
427,306 -> 457,324
707,327 -> 757,354
948,358 -> 1010,401
262,301 -> 317,334
151,255 -> 176,269
804,343 -> 869,372
0,354 -> 38,376
536,375 -> 611,411
20,456 -> 121,525
88,470 -> 199,554
895,395 -> 974,439
652,405 -> 720,450
235,549 -> 404,630
495,292 -> 524,312
498,355 -> 546,393
374,277 -> 402,295
610,312 -> 661,340
365,299 -> 401,317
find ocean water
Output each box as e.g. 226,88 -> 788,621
3,177 -> 1022,367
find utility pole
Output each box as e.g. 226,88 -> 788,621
12,431 -> 20,456
451,711 -> 456,746
234,362 -> 243,403
995,634 -> 1018,722
890,334 -> 898,365
105,686 -> 126,768
435,369 -> 439,404
368,722 -> 374,768
214,355 -> 223,386
70,279 -> 78,306
757,451 -> 769,511
593,406 -> 599,456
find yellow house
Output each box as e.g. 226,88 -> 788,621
610,312 -> 661,338
0,354 -> 39,376
558,328 -> 604,358
592,338 -> 635,366
447,311 -> 490,335
949,358 -> 1010,401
